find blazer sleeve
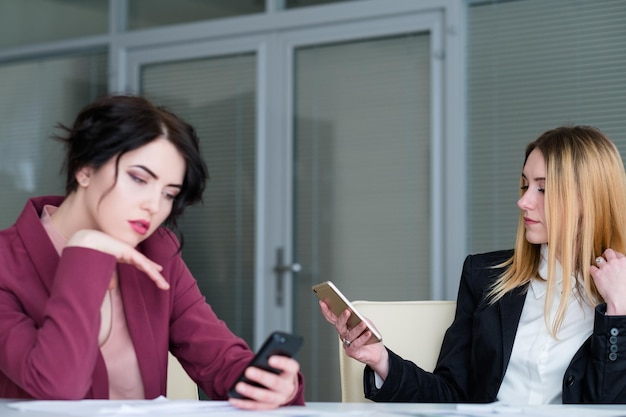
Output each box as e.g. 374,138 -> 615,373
160,233 -> 305,405
563,304 -> 626,403
364,251 -> 508,403
0,246 -> 115,399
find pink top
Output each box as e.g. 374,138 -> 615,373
40,205 -> 145,399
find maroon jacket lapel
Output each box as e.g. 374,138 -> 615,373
15,196 -> 64,293
118,263 -> 165,399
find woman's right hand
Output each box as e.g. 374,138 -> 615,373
66,229 -> 169,290
318,300 -> 389,379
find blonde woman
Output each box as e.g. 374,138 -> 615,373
320,125 -> 626,404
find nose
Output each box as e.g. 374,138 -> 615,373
142,191 -> 161,214
517,190 -> 533,211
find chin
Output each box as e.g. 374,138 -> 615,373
525,235 -> 547,245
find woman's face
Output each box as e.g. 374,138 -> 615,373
79,137 -> 185,247
517,148 -> 548,245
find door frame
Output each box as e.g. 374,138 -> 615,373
125,36 -> 278,350
119,0 -> 466,349
262,7 -> 465,338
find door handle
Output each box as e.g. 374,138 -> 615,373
273,247 -> 301,306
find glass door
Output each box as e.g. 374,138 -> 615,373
126,39 -> 262,363
125,7 -> 448,402
283,13 -> 445,401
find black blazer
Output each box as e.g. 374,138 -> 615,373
364,250 -> 626,403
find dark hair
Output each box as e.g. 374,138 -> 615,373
54,94 -> 208,233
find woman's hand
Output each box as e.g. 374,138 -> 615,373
66,229 -> 169,290
590,248 -> 626,315
228,356 -> 300,410
318,300 -> 389,379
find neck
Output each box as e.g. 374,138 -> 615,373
50,191 -> 94,240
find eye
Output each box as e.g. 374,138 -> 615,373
129,173 -> 147,184
520,185 -> 529,191
162,188 -> 180,201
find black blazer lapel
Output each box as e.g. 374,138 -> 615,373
498,285 -> 527,385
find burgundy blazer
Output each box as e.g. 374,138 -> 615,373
0,196 -> 304,403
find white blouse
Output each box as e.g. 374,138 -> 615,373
497,245 -> 594,404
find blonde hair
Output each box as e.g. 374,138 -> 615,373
489,126 -> 626,336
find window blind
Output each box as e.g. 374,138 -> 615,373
468,0 -> 626,253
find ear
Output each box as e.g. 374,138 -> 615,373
76,167 -> 93,187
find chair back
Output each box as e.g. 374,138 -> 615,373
167,352 -> 199,400
339,300 -> 456,402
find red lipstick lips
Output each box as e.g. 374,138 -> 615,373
129,220 -> 150,235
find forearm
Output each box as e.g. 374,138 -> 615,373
565,304 -> 626,403
0,247 -> 115,399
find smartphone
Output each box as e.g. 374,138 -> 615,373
228,331 -> 303,399
312,281 -> 383,344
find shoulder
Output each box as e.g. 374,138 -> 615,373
459,249 -> 513,297
0,225 -> 20,270
0,196 -> 51,267
0,223 -> 17,244
463,249 -> 513,271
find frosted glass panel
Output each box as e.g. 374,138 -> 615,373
285,0 -> 360,8
0,53 -> 108,229
0,0 -> 108,48
140,54 -> 257,353
292,33 -> 431,401
127,0 -> 263,30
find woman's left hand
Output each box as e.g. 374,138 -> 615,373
228,355 -> 300,410
590,248 -> 626,315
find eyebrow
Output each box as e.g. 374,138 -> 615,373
521,173 -> 546,181
132,165 -> 182,188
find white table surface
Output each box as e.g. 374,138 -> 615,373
1,398 -> 625,417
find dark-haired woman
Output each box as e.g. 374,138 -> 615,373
0,95 -> 304,409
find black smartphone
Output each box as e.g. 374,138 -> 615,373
228,331 -> 303,399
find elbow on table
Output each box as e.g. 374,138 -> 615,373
22,376 -> 91,400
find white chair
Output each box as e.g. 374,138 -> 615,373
166,352 -> 199,400
338,300 -> 456,402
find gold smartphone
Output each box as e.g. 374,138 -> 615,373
312,281 -> 382,344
